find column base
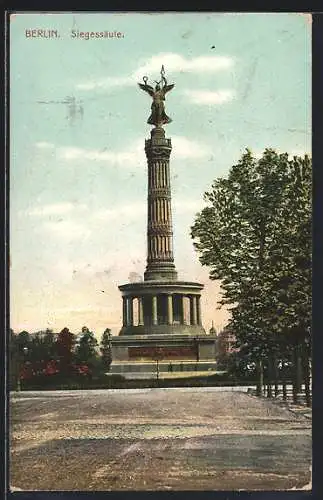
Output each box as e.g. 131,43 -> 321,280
144,262 -> 178,281
119,323 -> 206,336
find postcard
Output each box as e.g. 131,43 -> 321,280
9,11 -> 311,492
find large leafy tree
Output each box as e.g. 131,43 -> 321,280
75,326 -> 99,368
191,149 -> 311,396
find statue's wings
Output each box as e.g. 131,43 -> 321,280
163,83 -> 175,94
138,83 -> 155,97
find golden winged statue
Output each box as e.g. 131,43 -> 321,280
138,65 -> 175,127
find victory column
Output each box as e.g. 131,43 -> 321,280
111,67 -> 217,367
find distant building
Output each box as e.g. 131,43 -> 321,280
29,330 -> 58,341
216,327 -> 238,359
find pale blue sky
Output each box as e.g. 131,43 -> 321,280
10,12 -> 311,335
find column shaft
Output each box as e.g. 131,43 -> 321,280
190,296 -> 197,325
197,296 -> 202,325
181,295 -> 186,325
167,295 -> 173,325
127,297 -> 133,326
152,296 -> 158,325
122,297 -> 127,326
138,297 -> 144,326
144,130 -> 177,281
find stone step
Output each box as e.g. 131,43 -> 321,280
110,361 -> 217,374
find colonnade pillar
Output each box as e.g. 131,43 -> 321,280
167,294 -> 173,325
138,297 -> 144,326
122,293 -> 202,328
127,297 -> 133,326
182,295 -> 187,325
122,297 -> 127,326
196,296 -> 202,326
190,295 -> 197,325
152,296 -> 158,325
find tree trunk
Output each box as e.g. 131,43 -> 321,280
295,343 -> 303,392
273,355 -> 279,397
266,356 -> 273,398
16,356 -> 22,391
282,378 -> 287,401
303,351 -> 311,407
256,359 -> 263,397
292,344 -> 302,404
292,347 -> 299,404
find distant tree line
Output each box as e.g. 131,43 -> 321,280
191,149 -> 311,405
9,326 -> 113,390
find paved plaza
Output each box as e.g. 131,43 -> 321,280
10,388 -> 311,491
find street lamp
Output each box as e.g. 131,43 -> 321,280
154,347 -> 163,383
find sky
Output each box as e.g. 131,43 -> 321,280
10,12 -> 311,337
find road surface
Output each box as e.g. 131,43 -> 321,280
10,387 -> 311,491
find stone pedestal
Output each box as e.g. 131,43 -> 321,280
111,333 -> 217,363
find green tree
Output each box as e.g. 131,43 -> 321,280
42,329 -> 57,360
16,330 -> 31,351
29,330 -> 57,364
263,154 -> 311,402
9,329 -> 19,390
56,327 -> 75,374
100,328 -> 113,371
75,326 -> 99,369
10,330 -> 32,390
191,149 -> 311,399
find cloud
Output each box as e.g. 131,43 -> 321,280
25,202 -> 88,217
50,250 -> 145,286
76,53 -> 234,91
52,136 -> 210,165
54,306 -> 105,314
77,76 -> 132,91
183,89 -> 235,105
57,140 -> 145,165
132,53 -> 234,78
173,199 -> 206,214
172,136 -> 211,158
35,141 -> 55,149
94,202 -> 146,221
93,198 -> 205,222
43,220 -> 91,240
